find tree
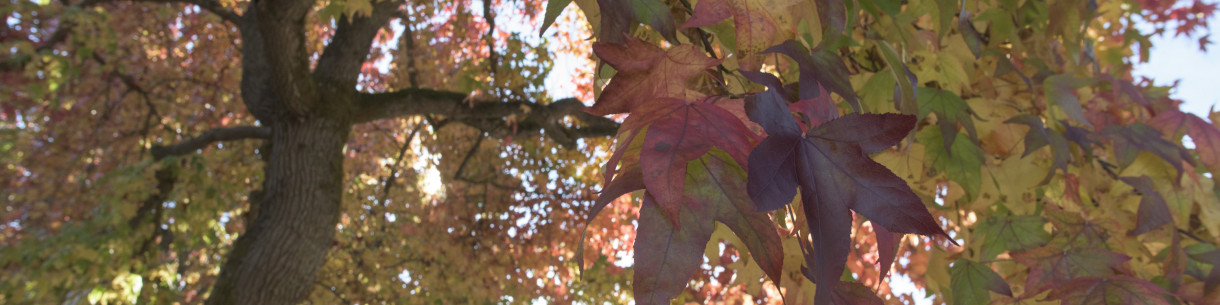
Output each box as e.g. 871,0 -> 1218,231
1,0 -> 1218,304
2,0 -> 627,304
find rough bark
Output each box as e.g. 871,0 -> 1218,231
208,118 -> 350,305
12,0 -> 621,303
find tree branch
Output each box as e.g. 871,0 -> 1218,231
354,89 -> 620,145
80,0 -> 240,24
150,126 -> 271,159
314,0 -> 403,86
254,0 -> 318,117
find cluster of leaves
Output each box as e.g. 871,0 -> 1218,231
549,0 -> 1220,303
2,0 -> 632,303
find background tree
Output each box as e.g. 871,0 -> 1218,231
1,0 -> 629,303
1,0 -> 1219,304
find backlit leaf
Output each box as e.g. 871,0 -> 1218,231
949,258 -> 1013,305
590,37 -> 721,115
977,215 -> 1050,260
633,193 -> 715,305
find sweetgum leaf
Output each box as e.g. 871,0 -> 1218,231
1012,246 -> 1130,294
831,281 -> 885,305
589,37 -> 721,115
540,0 -> 573,36
680,0 -> 789,69
741,70 -> 802,137
637,98 -> 756,224
633,193 -> 714,305
873,222 -> 900,281
1151,110 -> 1220,173
806,113 -> 914,154
1004,114 -> 1050,158
950,258 -> 1013,305
1044,74 -> 1096,129
977,215 -> 1050,260
803,115 -> 951,304
580,164 -> 644,277
594,0 -> 676,43
919,128 -> 983,200
876,41 -> 918,115
1044,276 -> 1173,305
688,149 -> 785,285
916,87 -> 978,154
1103,123 -> 1193,181
766,40 -> 862,112
958,8 -> 984,58
1120,176 -> 1173,236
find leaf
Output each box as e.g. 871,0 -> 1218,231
1044,276 -> 1173,305
1043,74 -> 1096,129
1185,113 -> 1220,173
743,96 -> 950,304
540,0 -> 574,36
950,258 -> 1013,305
594,0 -> 677,43
633,193 -> 715,305
958,9 -> 984,58
917,87 -> 978,154
832,281 -> 885,305
590,37 -> 721,115
680,0 -> 804,69
1012,246 -> 1130,294
876,41 -> 917,116
873,222 -> 900,281
1004,114 -> 1050,158
580,164 -> 645,276
635,98 -> 757,224
765,40 -> 862,112
687,149 -> 785,285
815,0 -> 847,42
628,0 -> 678,41
976,215 -> 1050,260
919,128 -> 984,200
1119,176 -> 1173,236
1103,123 -> 1193,181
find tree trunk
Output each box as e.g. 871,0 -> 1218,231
207,118 -> 350,305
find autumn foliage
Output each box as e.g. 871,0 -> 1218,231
2,0 -> 1220,303
561,0 -> 1220,303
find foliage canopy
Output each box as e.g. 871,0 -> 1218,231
2,0 -> 1220,303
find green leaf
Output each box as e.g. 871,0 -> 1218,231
916,87 -> 978,153
977,215 -> 1050,260
919,128 -> 983,200
950,258 -> 1013,305
540,0 -> 574,36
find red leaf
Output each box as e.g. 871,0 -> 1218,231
1012,246 -> 1130,295
1044,276 -> 1173,305
689,150 -> 785,285
765,40 -> 862,112
831,281 -> 885,305
633,193 -> 715,305
873,222 -> 900,281
807,113 -> 914,154
589,38 -> 721,115
745,113 -> 949,305
1103,123 -> 1193,181
1120,175 -> 1173,236
1184,114 -> 1220,173
636,98 -> 756,224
